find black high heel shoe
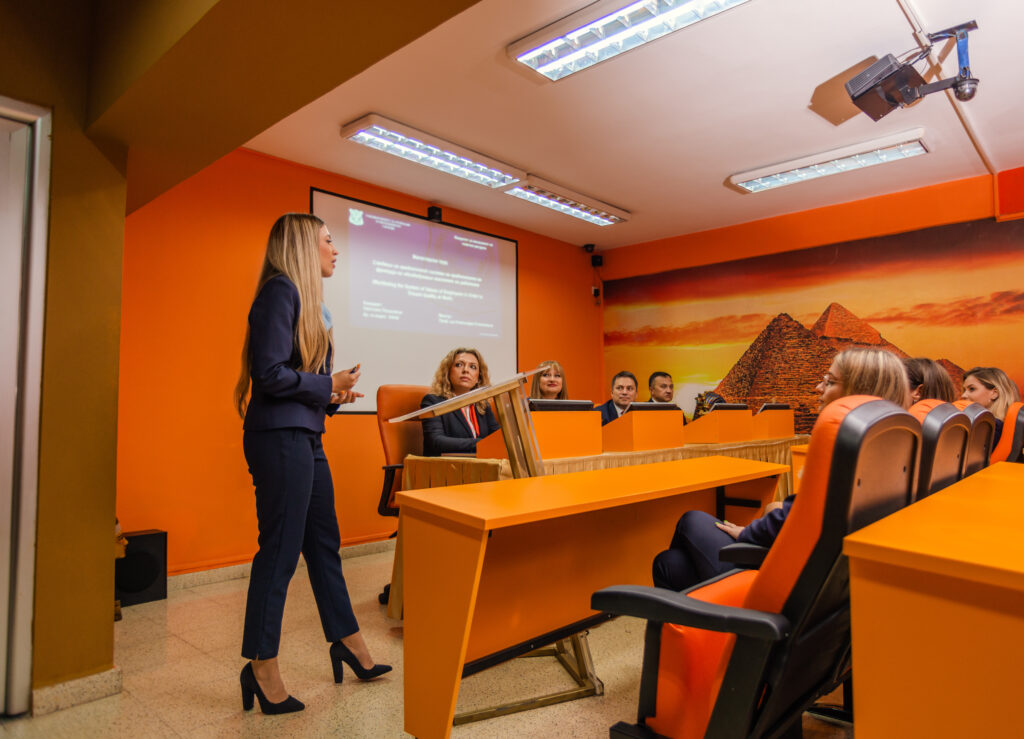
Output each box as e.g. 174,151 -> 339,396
329,641 -> 392,683
240,662 -> 305,714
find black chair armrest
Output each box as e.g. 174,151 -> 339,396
377,464 -> 404,518
592,585 -> 790,641
719,543 -> 769,569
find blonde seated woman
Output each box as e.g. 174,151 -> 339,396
961,366 -> 1022,447
652,347 -> 909,591
529,360 -> 568,400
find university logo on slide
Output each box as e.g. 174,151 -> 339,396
348,208 -> 364,226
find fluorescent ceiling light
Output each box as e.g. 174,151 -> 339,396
504,177 -> 629,226
340,114 -> 525,188
730,129 -> 929,193
510,0 -> 752,81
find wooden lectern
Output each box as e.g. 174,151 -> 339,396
389,369 -> 544,478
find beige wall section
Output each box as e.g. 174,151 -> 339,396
0,2 -> 126,688
89,0 -> 221,123
86,0 -> 484,213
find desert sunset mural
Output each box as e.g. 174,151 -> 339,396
604,218 -> 1024,431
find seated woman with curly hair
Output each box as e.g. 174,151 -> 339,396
420,348 -> 500,456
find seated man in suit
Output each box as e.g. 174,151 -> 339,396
598,371 -> 638,425
648,371 -> 674,403
421,347 -> 500,455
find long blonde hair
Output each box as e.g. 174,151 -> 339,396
833,348 -> 910,408
529,360 -> 568,400
234,213 -> 331,417
431,348 -> 491,413
963,366 -> 1021,420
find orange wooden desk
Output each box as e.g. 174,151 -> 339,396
397,455 -> 787,738
844,462 -> 1024,737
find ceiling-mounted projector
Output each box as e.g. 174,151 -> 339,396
846,20 -> 979,121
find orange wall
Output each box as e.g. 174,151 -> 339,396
118,149 -> 603,574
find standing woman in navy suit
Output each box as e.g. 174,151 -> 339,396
233,213 -> 390,715
420,348 -> 500,455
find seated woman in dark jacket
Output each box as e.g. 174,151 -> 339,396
652,347 -> 910,591
420,347 -> 500,456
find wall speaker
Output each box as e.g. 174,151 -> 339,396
115,529 -> 167,606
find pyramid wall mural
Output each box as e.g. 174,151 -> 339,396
603,218 -> 1024,433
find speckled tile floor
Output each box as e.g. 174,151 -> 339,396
0,550 -> 852,737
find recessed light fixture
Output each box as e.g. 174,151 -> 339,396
340,114 -> 525,188
730,129 -> 929,193
504,177 -> 629,226
510,0 -> 752,81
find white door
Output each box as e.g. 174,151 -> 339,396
0,96 -> 50,716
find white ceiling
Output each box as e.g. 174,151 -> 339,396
247,0 -> 1024,250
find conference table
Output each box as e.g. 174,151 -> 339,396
397,455 -> 788,738
402,435 -> 806,495
844,462 -> 1024,736
387,435 -> 807,620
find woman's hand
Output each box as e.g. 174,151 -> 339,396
332,365 -> 361,393
715,520 -> 745,539
331,390 -> 364,405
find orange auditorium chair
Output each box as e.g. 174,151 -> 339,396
989,401 -> 1024,464
375,384 -> 428,606
374,384 -> 429,519
953,401 -> 996,476
908,400 -> 970,500
592,396 -> 920,739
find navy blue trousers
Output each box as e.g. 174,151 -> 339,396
651,510 -> 736,591
241,428 -> 359,659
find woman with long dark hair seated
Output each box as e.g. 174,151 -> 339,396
420,348 -> 500,456
652,348 -> 909,591
903,357 -> 957,404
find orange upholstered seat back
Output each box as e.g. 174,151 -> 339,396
990,401 -> 1024,464
376,385 -> 429,508
647,396 -> 919,739
908,400 -> 969,500
958,402 -> 995,476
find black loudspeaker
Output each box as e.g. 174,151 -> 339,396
115,529 -> 167,606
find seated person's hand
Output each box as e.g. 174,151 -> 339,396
715,520 -> 745,539
765,500 -> 783,513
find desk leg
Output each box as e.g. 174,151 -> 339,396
386,516 -> 404,620
403,508 -> 488,739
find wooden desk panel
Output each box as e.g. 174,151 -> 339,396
845,463 -> 1024,736
399,456 -> 786,738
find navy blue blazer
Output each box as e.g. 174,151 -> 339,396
737,495 -> 795,547
420,393 -> 500,456
243,275 -> 338,433
598,398 -> 626,426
